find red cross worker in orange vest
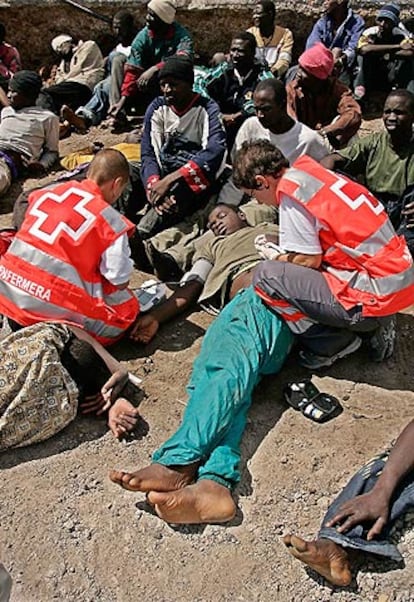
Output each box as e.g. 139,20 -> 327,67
233,140 -> 414,369
0,149 -> 139,346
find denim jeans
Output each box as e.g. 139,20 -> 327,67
319,452 -> 414,561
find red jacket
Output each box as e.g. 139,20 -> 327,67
277,156 -> 414,316
0,179 -> 139,345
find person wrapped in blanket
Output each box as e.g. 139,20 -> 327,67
284,419 -> 414,587
0,321 -> 141,451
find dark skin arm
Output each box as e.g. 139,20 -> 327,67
326,419 -> 414,540
320,153 -> 347,171
130,280 -> 203,343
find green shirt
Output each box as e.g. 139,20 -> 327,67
338,130 -> 414,198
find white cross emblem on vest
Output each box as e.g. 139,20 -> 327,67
28,186 -> 96,244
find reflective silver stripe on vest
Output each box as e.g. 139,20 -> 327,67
335,219 -> 397,259
326,264 -> 414,296
8,239 -> 134,306
101,205 -> 128,234
284,168 -> 324,203
0,280 -> 125,340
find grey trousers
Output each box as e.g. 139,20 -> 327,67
253,260 -> 381,356
0,564 -> 11,602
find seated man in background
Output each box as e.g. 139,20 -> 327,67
138,55 -> 227,240
284,419 -> 414,587
37,34 -> 104,116
0,22 -> 21,90
60,10 -> 137,133
0,150 -> 139,346
235,78 -> 330,162
111,285 -> 293,524
321,88 -> 414,253
109,0 -> 194,129
0,70 -> 59,197
305,0 -> 365,86
233,140 -> 414,370
247,0 -> 293,79
201,31 -> 273,151
286,43 -> 361,149
354,3 -> 414,102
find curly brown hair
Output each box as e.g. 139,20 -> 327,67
232,140 -> 289,190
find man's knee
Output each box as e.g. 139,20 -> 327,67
252,260 -> 285,289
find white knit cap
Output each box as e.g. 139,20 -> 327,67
147,0 -> 176,24
51,34 -> 73,53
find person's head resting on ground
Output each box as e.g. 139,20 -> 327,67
87,149 -> 130,205
112,10 -> 136,46
146,0 -> 176,35
296,42 -> 334,91
159,55 -> 194,109
253,78 -> 290,133
8,70 -> 43,110
383,88 -> 414,144
233,139 -> 289,206
230,32 -> 257,74
51,34 -> 75,58
252,1 -> 276,32
376,3 -> 400,35
207,203 -> 249,237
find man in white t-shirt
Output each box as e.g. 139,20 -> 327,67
234,73 -> 331,162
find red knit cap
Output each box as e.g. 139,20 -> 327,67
299,43 -> 334,80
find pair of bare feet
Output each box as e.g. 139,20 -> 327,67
109,463 -> 236,525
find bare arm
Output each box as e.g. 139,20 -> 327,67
327,419 -> 414,539
130,280 -> 203,343
277,252 -> 322,269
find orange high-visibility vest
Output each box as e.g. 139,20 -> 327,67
0,179 -> 139,345
277,156 -> 414,316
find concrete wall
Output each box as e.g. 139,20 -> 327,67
0,1 -> 411,70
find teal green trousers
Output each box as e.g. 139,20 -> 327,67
153,287 -> 293,489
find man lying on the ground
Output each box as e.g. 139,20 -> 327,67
109,0 -> 194,129
0,149 -> 139,346
137,55 -> 227,240
0,70 -> 59,197
130,203 -> 279,343
60,10 -> 137,134
286,43 -> 361,149
284,419 -> 414,587
321,89 -> 414,253
233,140 -> 414,370
111,285 -> 293,524
37,34 -> 104,117
0,322 -> 140,450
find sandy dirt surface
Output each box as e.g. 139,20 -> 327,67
1,118 -> 414,602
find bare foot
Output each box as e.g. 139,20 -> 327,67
147,479 -> 236,524
108,397 -> 139,438
61,104 -> 87,132
283,534 -> 352,586
109,462 -> 197,493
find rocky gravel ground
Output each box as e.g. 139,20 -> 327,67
1,118 -> 414,602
